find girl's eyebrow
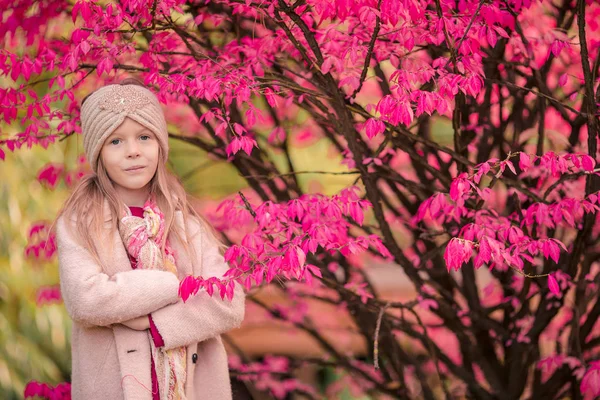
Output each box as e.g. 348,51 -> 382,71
108,128 -> 151,138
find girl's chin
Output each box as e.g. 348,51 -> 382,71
116,180 -> 152,190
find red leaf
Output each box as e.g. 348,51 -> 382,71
506,160 -> 516,175
581,155 -> 595,172
547,274 -> 560,296
493,25 -> 509,38
295,246 -> 306,267
443,238 -> 473,271
79,40 -> 91,55
365,118 -> 385,139
486,27 -> 497,48
178,276 -> 197,302
558,73 -> 568,87
519,152 -> 531,171
542,240 -> 560,263
306,264 -> 322,278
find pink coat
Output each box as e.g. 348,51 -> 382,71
56,198 -> 245,400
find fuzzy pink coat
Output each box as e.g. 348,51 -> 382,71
56,198 -> 245,400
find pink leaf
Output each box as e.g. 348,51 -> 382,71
364,118 -> 385,139
79,40 -> 91,55
519,152 -> 531,171
506,160 -> 516,175
36,286 -> 62,306
36,163 -> 64,189
493,25 -> 509,38
264,88 -> 277,107
547,273 -> 560,296
444,238 -> 473,271
226,281 -> 235,301
558,73 -> 568,87
486,27 -> 497,48
295,246 -> 306,268
542,240 -> 561,263
306,264 -> 322,278
581,362 -> 600,399
178,276 -> 197,302
581,155 -> 595,172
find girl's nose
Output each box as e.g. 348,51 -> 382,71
126,141 -> 141,157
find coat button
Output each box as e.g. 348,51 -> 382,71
192,353 -> 198,364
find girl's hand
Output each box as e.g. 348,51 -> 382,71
120,316 -> 150,331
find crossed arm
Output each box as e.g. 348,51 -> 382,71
57,216 -> 245,346
122,220 -> 246,349
120,315 -> 151,330
56,217 -> 181,328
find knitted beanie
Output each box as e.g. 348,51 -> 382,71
80,83 -> 169,173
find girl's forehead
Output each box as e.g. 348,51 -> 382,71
110,121 -> 155,137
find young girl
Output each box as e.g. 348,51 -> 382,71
54,78 -> 245,400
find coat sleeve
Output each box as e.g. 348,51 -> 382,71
149,218 -> 245,351
56,216 -> 181,328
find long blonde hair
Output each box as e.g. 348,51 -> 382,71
52,79 -> 225,269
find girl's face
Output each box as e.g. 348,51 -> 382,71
100,117 -> 160,206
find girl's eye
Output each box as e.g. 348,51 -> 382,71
140,135 -> 151,141
110,139 -> 121,145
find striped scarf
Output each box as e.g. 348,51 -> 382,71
118,195 -> 187,400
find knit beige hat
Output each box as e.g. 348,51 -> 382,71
80,83 -> 169,173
